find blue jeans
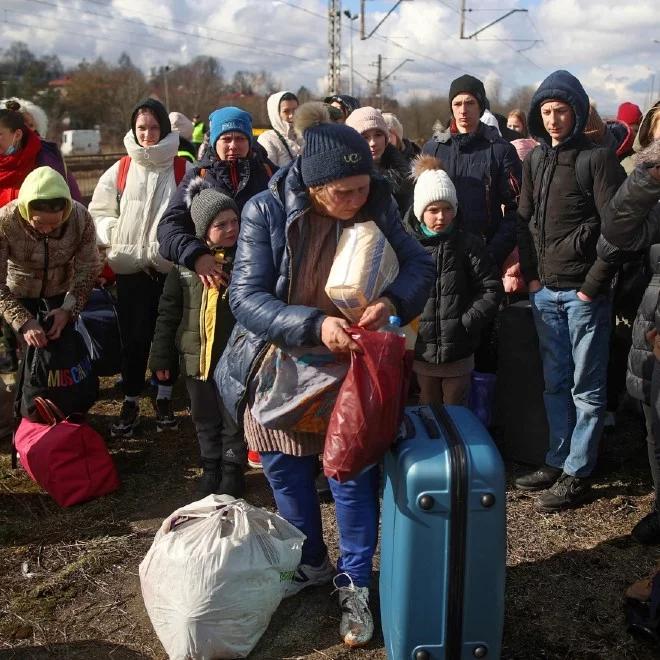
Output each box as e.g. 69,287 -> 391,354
260,452 -> 379,588
530,287 -> 611,477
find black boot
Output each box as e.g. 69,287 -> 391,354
197,459 -> 222,498
218,463 -> 246,498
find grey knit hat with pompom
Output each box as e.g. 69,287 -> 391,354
184,176 -> 239,238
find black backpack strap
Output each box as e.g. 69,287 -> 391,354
273,129 -> 294,160
575,148 -> 595,202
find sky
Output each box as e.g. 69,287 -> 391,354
1,0 -> 658,117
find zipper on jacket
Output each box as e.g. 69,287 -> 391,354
432,403 -> 468,659
285,207 -> 310,303
537,149 -> 558,282
40,236 -> 49,298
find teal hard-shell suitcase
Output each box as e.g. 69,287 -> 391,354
380,404 -> 506,660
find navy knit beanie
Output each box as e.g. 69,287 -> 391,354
209,106 -> 253,149
131,98 -> 171,142
448,74 -> 488,115
295,102 -> 372,188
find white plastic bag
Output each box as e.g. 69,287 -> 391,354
325,220 -> 399,323
139,494 -> 305,660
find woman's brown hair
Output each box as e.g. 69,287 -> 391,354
507,108 -> 528,138
0,100 -> 27,133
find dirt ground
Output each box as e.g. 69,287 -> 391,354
1,377 -> 660,659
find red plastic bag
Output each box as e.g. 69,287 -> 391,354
324,327 -> 409,483
14,397 -> 119,507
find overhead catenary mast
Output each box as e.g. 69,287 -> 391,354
328,0 -> 342,94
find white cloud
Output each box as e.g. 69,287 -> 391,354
1,0 -> 658,118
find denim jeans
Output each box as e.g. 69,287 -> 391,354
260,452 -> 380,587
529,287 -> 611,477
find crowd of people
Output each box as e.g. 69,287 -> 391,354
0,69 -> 659,648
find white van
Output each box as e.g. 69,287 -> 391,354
60,129 -> 101,156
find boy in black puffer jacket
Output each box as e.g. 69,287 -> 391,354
405,155 -> 503,405
149,180 -> 245,498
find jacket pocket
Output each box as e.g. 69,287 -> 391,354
573,223 -> 598,261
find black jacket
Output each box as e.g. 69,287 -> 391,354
378,143 -> 413,219
157,148 -> 276,271
422,122 -> 522,268
517,70 -> 627,298
401,138 -> 421,162
599,166 -> 660,403
404,208 -> 503,364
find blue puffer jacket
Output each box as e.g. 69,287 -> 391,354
421,122 -> 522,268
216,159 -> 436,422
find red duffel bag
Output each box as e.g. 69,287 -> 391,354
13,397 -> 119,507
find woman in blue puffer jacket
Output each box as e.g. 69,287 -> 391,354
217,102 -> 434,648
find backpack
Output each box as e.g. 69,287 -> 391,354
75,287 -> 122,377
115,155 -> 187,206
529,145 -> 595,205
17,302 -> 99,423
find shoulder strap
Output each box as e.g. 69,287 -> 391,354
173,156 -> 187,185
273,129 -> 294,160
575,148 -> 595,200
529,146 -> 543,182
116,155 -> 131,197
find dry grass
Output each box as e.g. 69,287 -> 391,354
1,378 -> 659,659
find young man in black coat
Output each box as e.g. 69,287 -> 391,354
515,70 -> 627,511
422,74 -> 522,269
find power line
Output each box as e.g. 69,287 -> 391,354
280,0 -> 470,74
2,11 -> 172,53
443,0 -> 543,70
79,0 -> 306,52
20,0 -> 310,63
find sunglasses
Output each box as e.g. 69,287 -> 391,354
29,198 -> 67,213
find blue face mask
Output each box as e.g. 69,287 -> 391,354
3,141 -> 18,156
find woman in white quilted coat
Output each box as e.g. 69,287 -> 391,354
89,98 -> 192,437
257,91 -> 302,167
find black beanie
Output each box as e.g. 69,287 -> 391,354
448,75 -> 488,115
131,98 -> 171,142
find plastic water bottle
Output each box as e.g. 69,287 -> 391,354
379,315 -> 417,351
379,315 -> 405,337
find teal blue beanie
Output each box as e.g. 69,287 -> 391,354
209,106 -> 252,149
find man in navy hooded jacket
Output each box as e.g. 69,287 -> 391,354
515,70 -> 626,511
422,74 -> 522,269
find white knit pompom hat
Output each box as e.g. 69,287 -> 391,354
412,154 -> 458,220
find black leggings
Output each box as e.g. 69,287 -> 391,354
115,272 -> 174,397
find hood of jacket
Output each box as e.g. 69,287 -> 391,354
528,70 -> 589,147
123,129 -> 180,169
266,91 -> 297,139
633,100 -> 659,153
431,121 -> 503,147
267,156 -> 394,227
17,165 -> 72,222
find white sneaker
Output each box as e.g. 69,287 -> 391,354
282,555 -> 335,598
335,574 -> 374,647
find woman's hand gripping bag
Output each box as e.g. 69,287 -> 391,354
324,327 -> 408,483
139,495 -> 305,660
325,220 -> 399,323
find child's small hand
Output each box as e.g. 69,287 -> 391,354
156,369 -> 170,381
